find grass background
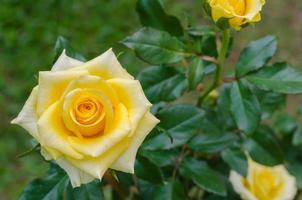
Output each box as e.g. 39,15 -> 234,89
0,0 -> 301,199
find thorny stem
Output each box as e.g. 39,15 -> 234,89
172,145 -> 188,180
196,29 -> 231,107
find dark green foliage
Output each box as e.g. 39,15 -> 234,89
180,158 -> 226,196
136,0 -> 183,36
222,147 -> 248,177
122,28 -> 187,65
273,113 -> 297,135
236,35 -> 277,77
189,133 -> 238,154
187,58 -> 205,90
142,104 -> 205,150
66,181 -> 104,200
246,62 -> 302,94
230,80 -> 261,134
135,155 -> 164,184
18,164 -> 69,200
139,149 -> 178,167
253,88 -> 286,119
244,126 -> 284,166
137,66 -> 188,103
151,180 -> 186,200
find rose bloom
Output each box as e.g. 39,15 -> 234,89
12,49 -> 159,187
229,158 -> 297,200
208,0 -> 265,30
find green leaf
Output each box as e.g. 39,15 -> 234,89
135,155 -> 164,184
217,84 -> 236,130
253,88 -> 286,119
230,80 -> 261,134
236,35 -> 277,77
187,26 -> 218,57
66,180 -> 104,200
139,180 -> 186,200
113,172 -> 133,191
136,0 -> 183,36
187,26 -> 215,38
199,109 -> 223,135
54,36 -> 86,62
293,126 -> 302,146
246,62 -> 302,94
122,28 -> 186,65
273,113 -> 297,135
188,133 -> 237,154
222,147 -> 248,177
138,66 -> 187,103
152,180 -> 186,200
139,149 -> 178,167
142,104 -> 205,150
139,180 -> 157,200
180,158 -> 226,196
200,33 -> 218,57
244,126 -> 284,166
18,163 -> 69,200
187,58 -> 205,90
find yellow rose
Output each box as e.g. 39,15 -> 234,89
12,49 -> 159,187
208,0 -> 265,30
229,158 -> 297,200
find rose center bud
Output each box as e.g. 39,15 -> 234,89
253,169 -> 283,199
228,0 -> 246,15
62,89 -> 109,138
75,100 -> 100,124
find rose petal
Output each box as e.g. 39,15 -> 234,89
66,138 -> 130,180
276,166 -> 297,200
41,148 -> 94,188
11,86 -> 39,140
62,75 -> 119,106
111,111 -> 159,173
56,157 -> 95,187
107,79 -> 152,136
250,13 -> 261,23
37,101 -> 83,160
210,0 -> 235,21
37,70 -> 89,116
244,0 -> 263,20
52,50 -> 84,71
71,48 -> 133,80
229,171 -> 257,200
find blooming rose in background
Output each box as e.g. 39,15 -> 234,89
12,49 -> 159,187
207,0 -> 265,30
230,158 -> 297,200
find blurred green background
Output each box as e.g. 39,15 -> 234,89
0,0 -> 301,199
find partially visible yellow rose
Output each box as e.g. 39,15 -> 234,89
208,0 -> 265,30
229,158 -> 297,200
12,49 -> 159,187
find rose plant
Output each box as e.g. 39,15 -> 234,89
13,0 -> 302,199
